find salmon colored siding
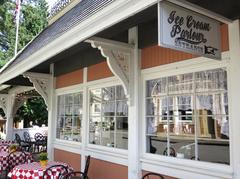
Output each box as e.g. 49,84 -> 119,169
141,24 -> 229,69
88,158 -> 128,179
142,171 -> 177,179
141,45 -> 196,69
54,148 -> 81,171
56,69 -> 83,88
220,24 -> 229,51
87,61 -> 113,81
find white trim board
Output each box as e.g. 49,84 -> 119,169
0,0 -> 159,85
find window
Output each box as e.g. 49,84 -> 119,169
56,92 -> 83,142
89,85 -> 128,149
145,68 -> 229,164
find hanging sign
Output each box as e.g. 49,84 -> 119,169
158,1 -> 221,59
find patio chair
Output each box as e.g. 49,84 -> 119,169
142,172 -> 165,179
34,133 -> 47,152
15,133 -> 31,152
62,171 -> 89,179
6,151 -> 27,178
43,164 -> 69,178
23,131 -> 34,152
83,155 -> 91,177
163,147 -> 176,157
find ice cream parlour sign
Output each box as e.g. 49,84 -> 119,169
158,1 -> 221,59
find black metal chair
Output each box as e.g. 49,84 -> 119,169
142,172 -> 165,179
62,171 -> 89,179
83,155 -> 91,178
15,133 -> 31,152
34,133 -> 47,152
6,151 -> 27,177
163,147 -> 176,157
43,164 -> 69,179
23,131 -> 34,152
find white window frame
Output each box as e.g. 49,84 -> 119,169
86,78 -> 128,157
53,76 -> 128,166
53,83 -> 84,154
140,52 -> 233,179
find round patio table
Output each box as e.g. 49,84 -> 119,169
0,151 -> 33,173
8,161 -> 73,179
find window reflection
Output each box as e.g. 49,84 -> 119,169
89,85 -> 128,149
146,68 -> 229,164
56,92 -> 83,142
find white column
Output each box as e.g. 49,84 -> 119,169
128,26 -> 141,179
228,19 -> 240,179
6,94 -> 16,140
81,67 -> 88,171
47,64 -> 56,160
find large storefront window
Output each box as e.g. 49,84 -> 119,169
145,68 -> 229,164
89,85 -> 128,149
56,92 -> 83,142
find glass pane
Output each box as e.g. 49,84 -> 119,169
195,68 -> 227,92
65,94 -> 73,105
89,116 -> 101,145
115,132 -> 128,149
146,78 -> 167,97
116,117 -> 128,130
89,103 -> 101,116
74,93 -> 81,104
102,87 -> 115,101
90,89 -> 102,103
58,95 -> 64,105
116,85 -> 126,100
146,97 -> 168,116
73,105 -> 80,116
58,104 -> 65,116
102,102 -> 115,116
168,73 -> 193,94
116,101 -> 128,116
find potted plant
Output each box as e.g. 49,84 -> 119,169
38,152 -> 48,167
9,144 -> 18,153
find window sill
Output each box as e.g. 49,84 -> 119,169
53,139 -> 81,154
141,153 -> 233,179
86,144 -> 128,166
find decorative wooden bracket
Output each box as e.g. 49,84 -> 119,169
23,72 -> 51,106
12,97 -> 29,116
0,94 -> 8,114
85,37 -> 134,97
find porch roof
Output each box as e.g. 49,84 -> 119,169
0,0 -> 239,87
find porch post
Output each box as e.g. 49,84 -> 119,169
47,64 -> 55,160
6,94 -> 16,140
228,19 -> 240,179
128,26 -> 141,179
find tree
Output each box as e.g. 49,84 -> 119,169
15,97 -> 48,128
0,0 -> 48,68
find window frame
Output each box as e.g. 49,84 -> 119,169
54,84 -> 84,146
141,56 -> 232,177
86,80 -> 128,155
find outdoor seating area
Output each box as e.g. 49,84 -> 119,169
0,138 -> 91,178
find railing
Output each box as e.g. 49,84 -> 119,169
13,127 -> 48,141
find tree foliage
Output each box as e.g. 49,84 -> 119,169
15,97 -> 48,128
0,0 -> 48,67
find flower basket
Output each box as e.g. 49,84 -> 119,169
39,160 -> 48,168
